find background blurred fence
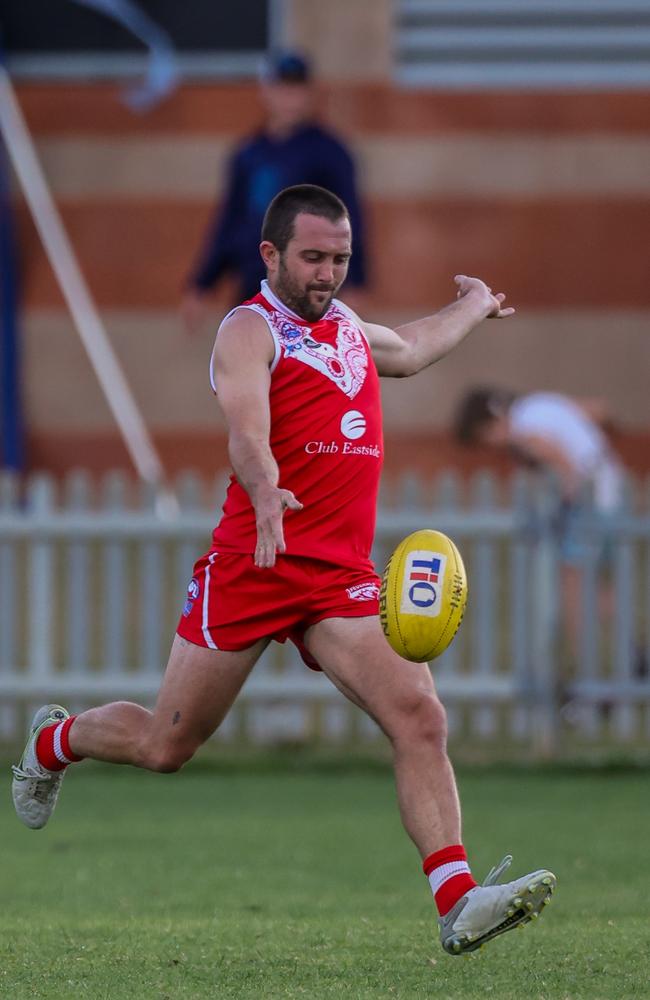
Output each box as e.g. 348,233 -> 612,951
1,469 -> 649,756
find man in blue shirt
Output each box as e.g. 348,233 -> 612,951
181,52 -> 367,332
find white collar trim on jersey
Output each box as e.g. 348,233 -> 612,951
260,280 -> 306,321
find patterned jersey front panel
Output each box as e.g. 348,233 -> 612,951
212,286 -> 383,569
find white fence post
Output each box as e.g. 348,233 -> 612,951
528,480 -> 561,757
102,471 -> 129,678
64,470 -> 92,674
26,475 -> 56,684
470,472 -> 499,738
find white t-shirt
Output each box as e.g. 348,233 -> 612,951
508,393 -> 623,511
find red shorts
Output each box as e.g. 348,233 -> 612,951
176,550 -> 381,670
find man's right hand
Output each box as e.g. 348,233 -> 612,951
253,486 -> 303,568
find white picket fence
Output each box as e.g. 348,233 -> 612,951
1,469 -> 649,754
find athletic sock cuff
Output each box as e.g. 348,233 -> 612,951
58,716 -> 83,763
422,844 -> 468,877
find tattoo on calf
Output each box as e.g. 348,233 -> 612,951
172,711 -> 181,726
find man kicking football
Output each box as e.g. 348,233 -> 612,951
13,184 -> 555,955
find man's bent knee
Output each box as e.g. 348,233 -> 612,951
138,740 -> 198,773
388,692 -> 448,752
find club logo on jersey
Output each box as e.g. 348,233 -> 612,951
346,582 -> 381,601
273,310 -> 368,400
281,326 -> 308,354
341,410 -> 366,440
399,551 -> 447,618
187,577 -> 200,600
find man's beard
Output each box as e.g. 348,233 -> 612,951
274,258 -> 341,321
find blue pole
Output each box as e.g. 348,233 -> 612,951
0,134 -> 24,471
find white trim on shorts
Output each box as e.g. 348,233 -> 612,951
202,552 -> 219,649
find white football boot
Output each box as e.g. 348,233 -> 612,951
439,855 -> 556,955
12,704 -> 70,829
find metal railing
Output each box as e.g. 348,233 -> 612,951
1,469 -> 649,754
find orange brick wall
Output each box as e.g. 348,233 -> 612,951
12,82 -> 650,477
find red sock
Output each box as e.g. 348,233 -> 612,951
423,844 -> 478,916
36,717 -> 84,772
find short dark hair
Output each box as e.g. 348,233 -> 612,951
454,387 -> 516,445
261,184 -> 349,252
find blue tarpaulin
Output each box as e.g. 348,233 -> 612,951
0,132 -> 24,470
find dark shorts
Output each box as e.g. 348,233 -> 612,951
176,550 -> 381,670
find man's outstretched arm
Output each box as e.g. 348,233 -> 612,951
212,311 -> 302,568
361,275 -> 515,378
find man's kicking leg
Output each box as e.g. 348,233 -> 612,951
12,635 -> 266,829
304,616 -> 555,955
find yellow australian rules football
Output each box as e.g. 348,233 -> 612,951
379,528 -> 468,662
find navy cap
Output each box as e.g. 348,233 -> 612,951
263,51 -> 311,84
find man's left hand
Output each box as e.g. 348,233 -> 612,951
454,275 -> 515,320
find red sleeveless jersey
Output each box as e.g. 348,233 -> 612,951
211,281 -> 383,570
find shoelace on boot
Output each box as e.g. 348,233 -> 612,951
482,855 -> 513,886
11,765 -> 58,802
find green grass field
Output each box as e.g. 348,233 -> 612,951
2,756 -> 649,1000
